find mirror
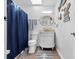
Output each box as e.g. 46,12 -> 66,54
39,16 -> 58,27
40,16 -> 53,26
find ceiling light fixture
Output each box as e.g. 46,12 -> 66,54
42,11 -> 52,13
31,0 -> 42,4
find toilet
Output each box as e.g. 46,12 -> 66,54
28,40 -> 37,54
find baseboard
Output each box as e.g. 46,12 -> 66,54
56,48 -> 64,59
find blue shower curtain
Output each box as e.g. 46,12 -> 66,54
7,0 -> 28,59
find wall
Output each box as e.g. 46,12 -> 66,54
55,0 -> 75,59
24,6 -> 54,19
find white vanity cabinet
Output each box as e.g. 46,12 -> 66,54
38,31 -> 55,49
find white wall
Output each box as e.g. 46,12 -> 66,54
55,0 -> 75,59
23,6 -> 54,19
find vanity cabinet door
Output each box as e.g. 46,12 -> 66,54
39,32 -> 55,48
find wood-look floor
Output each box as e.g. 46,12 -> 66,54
16,47 -> 61,59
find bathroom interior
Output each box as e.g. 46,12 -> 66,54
4,0 -> 75,59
